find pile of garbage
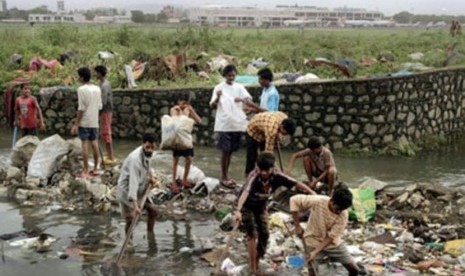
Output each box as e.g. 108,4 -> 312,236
194,178 -> 465,275
2,135 -> 465,275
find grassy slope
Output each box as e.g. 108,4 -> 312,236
0,24 -> 464,90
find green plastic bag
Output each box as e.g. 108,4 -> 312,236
349,187 -> 376,223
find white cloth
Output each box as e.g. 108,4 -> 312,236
77,84 -> 102,128
117,146 -> 152,206
209,82 -> 251,132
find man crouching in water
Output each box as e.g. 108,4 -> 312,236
234,152 -> 315,274
117,133 -> 158,236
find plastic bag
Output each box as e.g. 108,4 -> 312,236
27,134 -> 69,179
11,135 -> 40,168
349,187 -> 376,223
160,115 -> 195,150
444,239 -> 465,257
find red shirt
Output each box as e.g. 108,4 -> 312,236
15,96 -> 39,129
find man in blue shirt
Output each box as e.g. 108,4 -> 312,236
258,68 -> 279,112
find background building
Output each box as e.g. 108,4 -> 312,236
0,0 -> 7,13
29,13 -> 86,23
57,1 -> 65,13
187,5 -> 384,27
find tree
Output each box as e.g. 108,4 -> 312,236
144,13 -> 157,23
157,12 -> 168,23
393,11 -> 413,24
131,10 -> 145,23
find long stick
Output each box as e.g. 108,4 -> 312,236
12,126 -> 18,149
114,187 -> 151,264
276,142 -> 284,171
98,140 -> 106,170
215,220 -> 240,274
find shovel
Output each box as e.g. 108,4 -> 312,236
107,174 -> 152,276
213,220 -> 240,275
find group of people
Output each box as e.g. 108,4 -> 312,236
117,64 -> 354,275
13,63 -> 355,275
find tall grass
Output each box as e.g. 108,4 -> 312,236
0,24 -> 464,91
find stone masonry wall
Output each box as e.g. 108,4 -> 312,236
2,68 -> 465,151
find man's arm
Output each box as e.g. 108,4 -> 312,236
128,159 -> 142,215
243,98 -> 266,113
35,98 -> 45,130
290,194 -> 315,237
71,111 -> 83,135
286,149 -> 310,175
295,181 -> 316,195
188,105 -> 202,124
210,90 -> 221,109
307,237 -> 332,263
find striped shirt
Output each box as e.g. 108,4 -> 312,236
246,111 -> 288,152
290,194 -> 348,248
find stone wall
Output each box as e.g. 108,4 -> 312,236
2,68 -> 465,151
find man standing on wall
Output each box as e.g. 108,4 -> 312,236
94,65 -> 115,164
71,67 -> 102,179
14,83 -> 45,137
210,65 -> 252,188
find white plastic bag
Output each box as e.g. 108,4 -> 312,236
27,134 -> 69,179
160,115 -> 195,150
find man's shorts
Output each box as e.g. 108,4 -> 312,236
21,128 -> 37,137
78,127 -> 98,141
100,112 -> 112,143
240,207 -> 269,257
119,201 -> 155,219
216,132 -> 242,153
172,148 -> 194,157
306,243 -> 354,266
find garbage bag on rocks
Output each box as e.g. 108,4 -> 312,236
160,115 -> 195,150
27,134 -> 69,179
11,136 -> 40,168
349,187 -> 376,223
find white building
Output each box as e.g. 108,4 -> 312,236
0,0 -> 6,12
187,5 -> 383,27
28,13 -> 86,23
93,15 -> 131,24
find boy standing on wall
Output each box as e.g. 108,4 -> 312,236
290,185 -> 359,276
170,93 -> 201,193
14,83 -> 45,137
258,68 -> 280,112
71,67 -> 102,179
234,152 -> 315,274
94,65 -> 115,164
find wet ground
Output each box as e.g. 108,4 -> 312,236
1,127 -> 465,275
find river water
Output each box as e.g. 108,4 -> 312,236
1,128 -> 465,276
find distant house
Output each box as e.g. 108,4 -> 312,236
28,13 -> 86,23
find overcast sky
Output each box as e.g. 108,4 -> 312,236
8,0 -> 465,16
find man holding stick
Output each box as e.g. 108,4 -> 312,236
117,133 -> 158,235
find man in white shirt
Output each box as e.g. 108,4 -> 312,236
71,67 -> 102,179
210,64 -> 252,188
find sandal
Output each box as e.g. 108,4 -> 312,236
89,170 -> 100,177
220,179 -> 236,189
171,180 -> 182,194
75,172 -> 90,179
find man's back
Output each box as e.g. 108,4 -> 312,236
77,84 -> 102,128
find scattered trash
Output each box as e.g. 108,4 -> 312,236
349,187 -> 376,223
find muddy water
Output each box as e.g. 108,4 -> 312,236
1,127 -> 465,275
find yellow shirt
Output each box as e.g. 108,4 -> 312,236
246,111 -> 287,152
290,194 -> 348,248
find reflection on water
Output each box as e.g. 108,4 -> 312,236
1,126 -> 465,275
